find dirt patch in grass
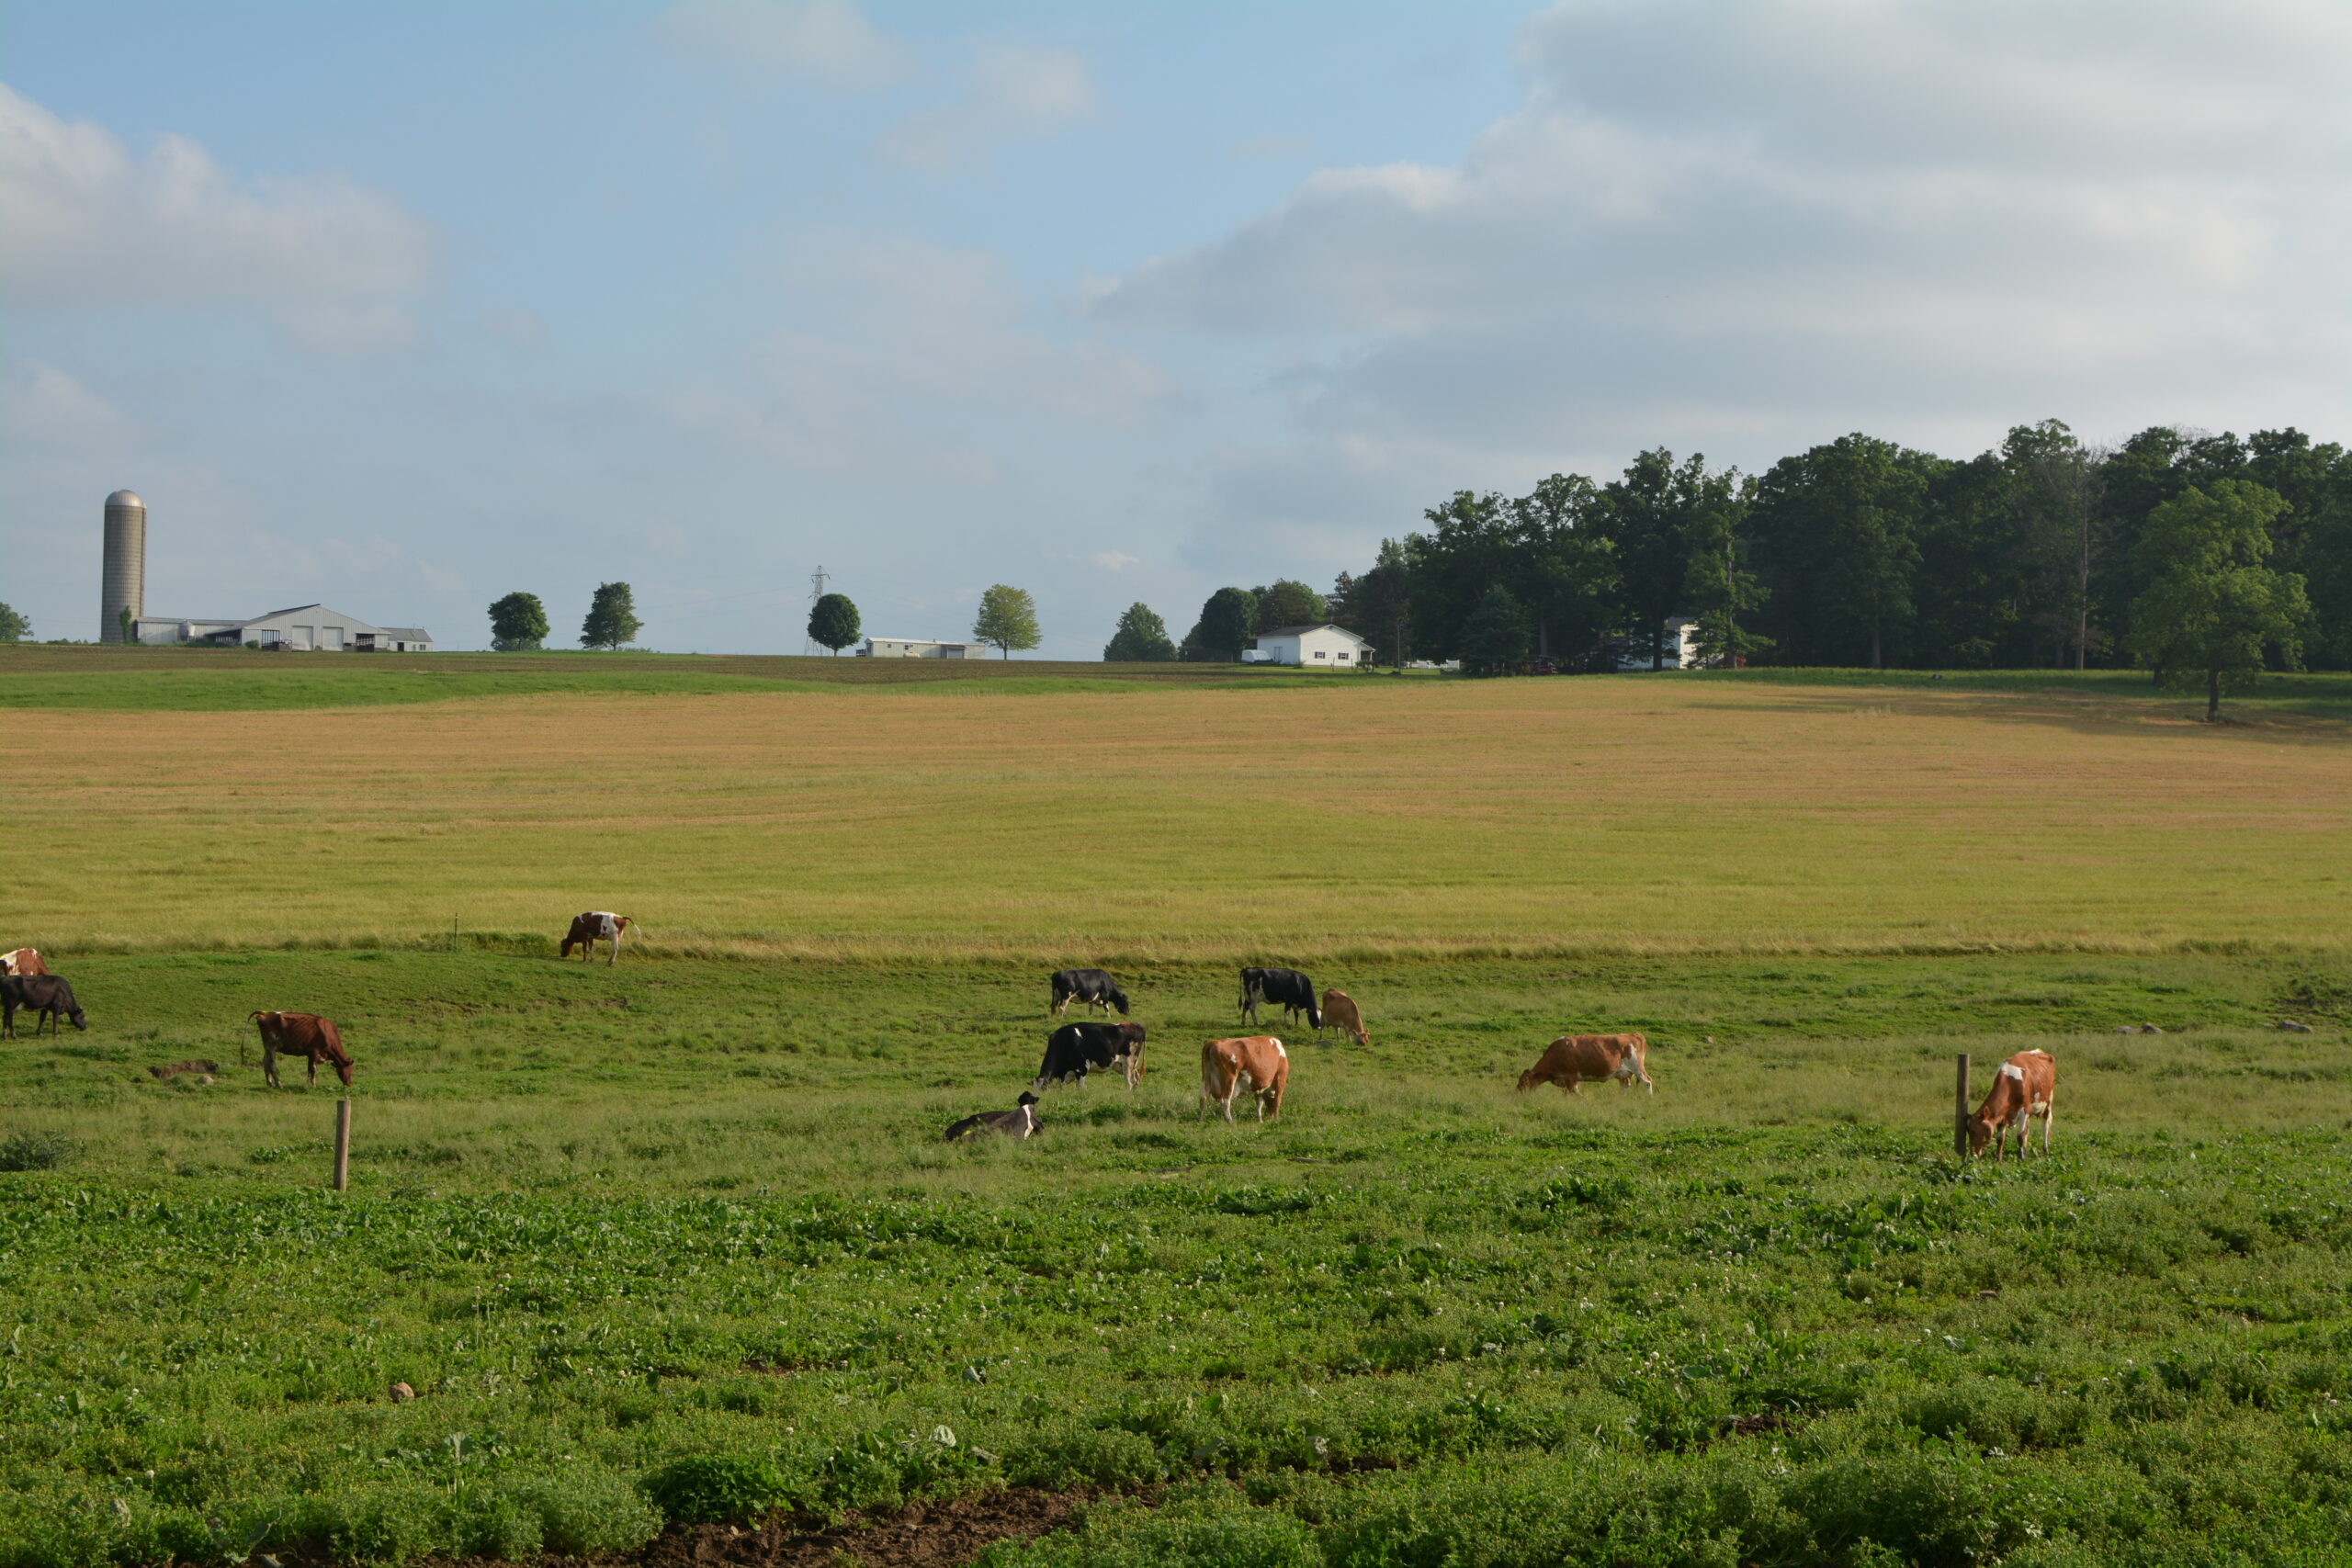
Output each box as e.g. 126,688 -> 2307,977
635,1486 -> 1102,1568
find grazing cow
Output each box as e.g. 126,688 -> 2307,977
1317,989 -> 1370,1046
1198,1035 -> 1289,1123
1516,1033 -> 1654,1096
1049,968 -> 1130,1018
1034,1021 -> 1148,1091
1,948 -> 48,976
560,911 -> 632,964
1239,967 -> 1321,1030
2,975 -> 86,1037
1967,1049 -> 2055,1160
250,1011 -> 354,1089
944,1091 -> 1044,1142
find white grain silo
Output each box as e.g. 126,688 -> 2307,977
101,490 -> 146,643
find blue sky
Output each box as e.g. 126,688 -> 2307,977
4,1 -> 2346,654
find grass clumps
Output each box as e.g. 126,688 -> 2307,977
640,1453 -> 789,1525
0,1131 -> 75,1171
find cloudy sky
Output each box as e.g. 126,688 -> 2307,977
4,1 -> 2346,655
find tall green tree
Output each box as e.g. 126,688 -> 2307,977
972,585 -> 1040,659
488,592 -> 549,651
0,603 -> 28,643
1458,584 -> 1532,675
580,582 -> 642,650
1181,588 -> 1259,662
1681,476 -> 1769,670
1598,450 -> 1738,670
808,592 -> 861,654
1335,541 -> 1412,666
1252,579 -> 1328,629
2126,480 -> 2311,721
1102,603 -> 1177,661
1751,434 -> 1936,668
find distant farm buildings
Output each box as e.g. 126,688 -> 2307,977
1611,616 -> 1704,671
96,490 -> 432,650
1246,623 -> 1374,669
133,604 -> 435,652
860,637 -> 983,659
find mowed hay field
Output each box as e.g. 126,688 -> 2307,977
5,659 -> 2352,1568
6,668 -> 2351,956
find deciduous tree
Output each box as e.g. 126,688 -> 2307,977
2127,480 -> 2311,721
1181,588 -> 1258,661
972,585 -> 1040,658
488,592 -> 548,651
1459,584 -> 1532,675
1102,602 -> 1177,661
580,582 -> 642,650
808,592 -> 861,654
0,603 -> 28,643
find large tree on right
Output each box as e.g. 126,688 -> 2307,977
2126,479 -> 2310,722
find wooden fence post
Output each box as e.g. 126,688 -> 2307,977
1953,1054 -> 1971,1159
333,1098 -> 351,1191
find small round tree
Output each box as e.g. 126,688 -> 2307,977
581,582 -> 643,650
1180,588 -> 1258,661
488,592 -> 549,651
973,585 -> 1041,659
1102,602 -> 1177,661
808,592 -> 861,655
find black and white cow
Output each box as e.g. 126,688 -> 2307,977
944,1091 -> 1045,1142
1033,1021 -> 1147,1091
1049,967 -> 1130,1017
1239,966 -> 1320,1030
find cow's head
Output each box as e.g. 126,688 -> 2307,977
1017,1091 -> 1040,1108
1109,988 -> 1131,1016
1964,1114 -> 1996,1156
1515,1067 -> 1544,1093
67,1007 -> 88,1032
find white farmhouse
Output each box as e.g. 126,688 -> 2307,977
1249,623 -> 1374,670
132,604 -> 433,652
859,637 -> 983,659
1613,616 -> 1703,671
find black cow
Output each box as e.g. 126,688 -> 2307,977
944,1091 -> 1044,1142
2,974 -> 86,1037
1050,967 -> 1130,1017
1239,966 -> 1320,1029
1033,1021 -> 1147,1091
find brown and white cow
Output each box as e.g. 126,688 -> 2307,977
560,911 -> 632,964
1967,1049 -> 2054,1160
1317,989 -> 1370,1046
1,948 -> 47,976
250,1011 -> 355,1089
1516,1032 -> 1653,1095
1198,1035 -> 1289,1123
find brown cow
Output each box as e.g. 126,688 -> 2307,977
251,1011 -> 354,1089
1,948 -> 48,976
1516,1032 -> 1654,1095
1317,989 -> 1370,1046
1198,1035 -> 1289,1122
560,911 -> 632,964
1967,1049 -> 2054,1160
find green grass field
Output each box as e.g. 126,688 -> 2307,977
3,653 -> 2348,1567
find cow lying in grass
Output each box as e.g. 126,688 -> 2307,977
2,975 -> 85,1037
1516,1032 -> 1653,1095
1199,1036 -> 1288,1122
1968,1049 -> 2055,1160
560,912 -> 632,964
1034,1021 -> 1147,1091
944,1091 -> 1043,1142
250,1011 -> 354,1089
1318,989 -> 1370,1046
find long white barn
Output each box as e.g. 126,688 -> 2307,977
132,604 -> 434,652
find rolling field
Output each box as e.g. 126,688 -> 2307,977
4,654 -> 2350,1568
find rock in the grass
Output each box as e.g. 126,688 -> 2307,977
2140,1023 -> 2164,1034
390,1382 -> 415,1403
193,1075 -> 214,1086
2273,1019 -> 2315,1033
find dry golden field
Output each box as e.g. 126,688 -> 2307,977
13,674 -> 2347,956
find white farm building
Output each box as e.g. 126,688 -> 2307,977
859,637 -> 984,659
131,604 -> 434,652
1612,616 -> 1703,671
1247,623 -> 1374,669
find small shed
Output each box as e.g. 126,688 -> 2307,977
859,637 -> 981,659
1250,623 -> 1373,670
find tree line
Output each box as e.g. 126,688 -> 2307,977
1111,421 -> 2346,716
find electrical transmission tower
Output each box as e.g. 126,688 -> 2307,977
802,565 -> 831,655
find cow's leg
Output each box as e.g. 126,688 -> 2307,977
2041,1091 -> 2054,1153
264,1044 -> 279,1089
308,1053 -> 319,1087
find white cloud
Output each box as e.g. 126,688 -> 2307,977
655,0 -> 907,85
1090,550 -> 1139,571
877,44 -> 1099,172
1091,0 -> 2352,457
0,84 -> 435,353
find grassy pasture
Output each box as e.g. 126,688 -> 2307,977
4,660 -> 2350,1565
